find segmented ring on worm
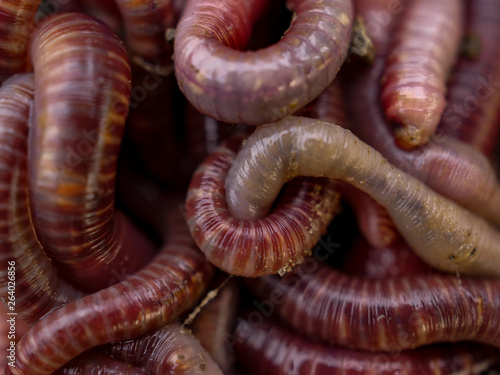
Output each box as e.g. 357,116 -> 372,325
109,323 -> 223,374
185,136 -> 340,277
247,258 -> 500,351
0,73 -> 83,324
380,0 -> 464,148
174,0 -> 354,125
233,316 -> 500,374
29,13 -> 155,292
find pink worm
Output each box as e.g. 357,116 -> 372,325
54,351 -> 148,375
174,0 -> 353,125
380,0 -> 464,148
109,323 -> 223,374
0,73 -> 83,324
233,316 -> 500,374
29,13 -> 155,292
248,258 -> 500,351
185,137 -> 340,277
439,0 -> 500,158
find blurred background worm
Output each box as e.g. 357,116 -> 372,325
174,0 -> 354,125
29,13 -> 156,292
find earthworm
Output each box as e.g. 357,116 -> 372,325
185,137 -> 340,277
380,0 -> 464,148
78,0 -> 122,33
29,13 -> 156,292
114,0 -> 178,67
248,258 -> 500,351
54,351 -> 148,375
342,236 -> 432,278
0,73 -> 83,324
344,54 -> 500,228
233,317 -> 500,374
108,323 -> 223,375
5,219 -> 214,374
174,0 -> 354,125
338,184 -> 398,249
224,116 -> 500,277
439,0 -> 500,158
191,279 -> 240,373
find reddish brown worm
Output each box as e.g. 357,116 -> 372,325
224,116 -> 500,277
338,183 -> 398,249
439,0 -> 500,158
380,0 -> 464,148
5,224 -> 214,374
185,137 -> 340,277
29,13 -> 156,292
342,235 -> 432,278
54,351 -> 148,375
109,323 -> 222,374
114,0 -> 178,66
248,258 -> 500,351
233,317 -> 500,374
191,279 -> 240,373
174,0 -> 353,125
344,54 -> 500,228
0,73 -> 83,324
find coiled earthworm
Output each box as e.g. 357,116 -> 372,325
185,137 -> 340,277
174,0 -> 354,125
342,236 -> 432,278
0,73 -> 83,324
439,0 -> 500,158
224,116 -> 500,277
344,56 -> 500,228
338,183 -> 398,249
191,279 -> 240,373
380,0 -> 464,148
5,224 -> 214,374
248,258 -> 500,351
108,323 -> 222,375
29,13 -> 155,292
233,316 -> 500,374
54,351 -> 148,375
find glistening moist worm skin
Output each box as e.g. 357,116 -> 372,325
174,0 -> 353,125
439,0 -> 500,158
29,13 -> 155,292
109,323 -> 223,375
6,237 -> 213,374
381,0 -> 464,148
185,137 -> 340,277
233,317 -> 500,374
248,259 -> 500,351
54,351 -> 148,375
0,74 -> 82,324
225,117 -> 500,277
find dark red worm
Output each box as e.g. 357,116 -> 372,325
439,0 -> 500,158
5,219 -> 214,374
380,0 -> 464,148
29,13 -> 156,292
185,137 -> 340,277
54,351 -> 148,375
0,73 -> 83,324
247,258 -> 500,351
338,183 -> 398,249
342,235 -> 432,278
191,279 -> 240,373
108,323 -> 223,374
233,317 -> 500,375
174,0 -> 353,125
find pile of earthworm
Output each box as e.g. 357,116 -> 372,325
1,0 -> 500,373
